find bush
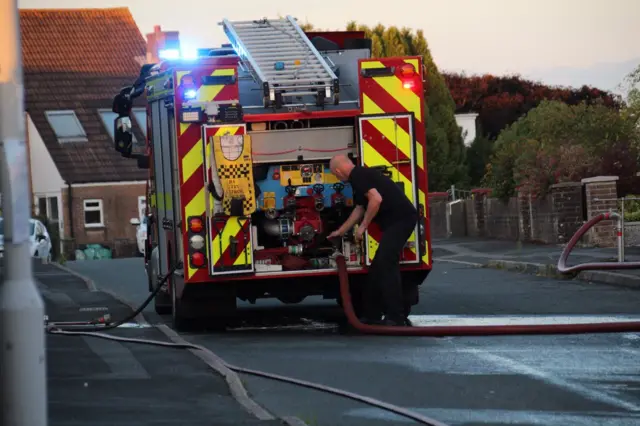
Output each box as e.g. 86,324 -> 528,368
623,195 -> 640,222
486,100 -> 639,199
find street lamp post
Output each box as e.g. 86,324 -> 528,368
0,0 -> 48,425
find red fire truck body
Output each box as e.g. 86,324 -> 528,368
112,17 -> 432,329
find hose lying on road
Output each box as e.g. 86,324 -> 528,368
335,255 -> 640,336
557,211 -> 640,273
47,328 -> 448,426
46,261 -> 449,426
46,263 -> 180,332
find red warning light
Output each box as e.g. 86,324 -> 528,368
191,252 -> 205,267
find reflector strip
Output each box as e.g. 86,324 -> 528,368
175,65 -> 240,281
359,57 -> 429,265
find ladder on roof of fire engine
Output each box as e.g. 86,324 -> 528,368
220,16 -> 340,108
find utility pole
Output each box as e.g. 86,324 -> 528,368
0,0 -> 48,425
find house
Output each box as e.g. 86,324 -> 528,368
455,113 -> 479,146
20,8 -> 149,257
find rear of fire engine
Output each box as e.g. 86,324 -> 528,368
112,17 -> 432,330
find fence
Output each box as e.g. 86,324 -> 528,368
428,176 -> 637,249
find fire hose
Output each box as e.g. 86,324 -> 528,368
46,262 -> 449,426
557,211 -> 640,273
335,237 -> 640,336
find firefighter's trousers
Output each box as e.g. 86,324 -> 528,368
362,214 -> 418,322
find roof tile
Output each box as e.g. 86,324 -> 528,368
22,8 -> 148,184
20,8 -> 146,76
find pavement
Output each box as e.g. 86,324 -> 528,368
64,255 -> 640,426
433,237 -> 640,289
31,259 -> 308,426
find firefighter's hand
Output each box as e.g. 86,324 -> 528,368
355,226 -> 365,242
327,230 -> 344,239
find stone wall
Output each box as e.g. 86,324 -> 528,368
582,176 -> 618,247
430,175 -> 622,247
428,192 -> 448,239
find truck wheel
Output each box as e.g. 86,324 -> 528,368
154,289 -> 172,315
171,286 -> 193,331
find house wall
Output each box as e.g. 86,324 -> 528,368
455,113 -> 479,146
61,181 -> 146,257
27,113 -> 64,234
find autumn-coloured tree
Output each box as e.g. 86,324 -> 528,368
486,100 -> 639,199
443,73 -> 622,140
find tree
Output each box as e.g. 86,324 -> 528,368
343,21 -> 468,190
444,73 -> 622,140
485,100 -> 639,199
621,64 -> 640,128
466,135 -> 493,186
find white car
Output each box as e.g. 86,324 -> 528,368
0,217 -> 52,260
130,216 -> 148,256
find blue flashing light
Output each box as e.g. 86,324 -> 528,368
274,61 -> 285,71
184,89 -> 197,100
158,49 -> 180,59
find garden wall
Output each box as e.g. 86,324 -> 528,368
428,175 -> 623,248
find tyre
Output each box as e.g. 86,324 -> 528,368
154,289 -> 172,315
171,283 -> 192,331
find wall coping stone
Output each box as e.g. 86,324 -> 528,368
581,176 -> 619,184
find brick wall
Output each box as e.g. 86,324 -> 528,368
437,176 -> 624,247
61,182 -> 145,257
550,182 -> 584,244
582,176 -> 618,247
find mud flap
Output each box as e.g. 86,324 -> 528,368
357,114 -> 420,265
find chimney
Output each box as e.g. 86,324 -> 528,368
146,25 -> 181,63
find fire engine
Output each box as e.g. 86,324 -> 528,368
112,16 -> 433,330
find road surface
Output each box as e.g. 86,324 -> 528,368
67,257 -> 640,425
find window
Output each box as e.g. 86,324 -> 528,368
36,196 -> 59,223
98,109 -> 137,143
45,110 -> 87,143
132,108 -> 147,137
49,197 -> 59,221
38,197 -> 47,217
83,199 -> 104,228
138,195 -> 146,218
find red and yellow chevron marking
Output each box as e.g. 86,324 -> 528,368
360,116 -> 418,264
210,217 -> 252,273
175,65 -> 240,282
358,57 -> 430,266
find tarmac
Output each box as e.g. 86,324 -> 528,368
31,259 -> 308,426
433,237 -> 640,289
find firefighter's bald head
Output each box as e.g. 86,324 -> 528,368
330,155 -> 354,181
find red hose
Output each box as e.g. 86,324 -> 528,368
557,211 -> 640,273
335,255 -> 640,336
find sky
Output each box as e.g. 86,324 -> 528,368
18,0 -> 640,96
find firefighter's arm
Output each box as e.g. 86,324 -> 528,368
359,188 -> 382,231
333,205 -> 364,236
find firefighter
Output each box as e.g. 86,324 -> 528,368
328,155 -> 417,326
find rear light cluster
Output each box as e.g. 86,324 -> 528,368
399,64 -> 416,90
187,216 -> 207,269
180,74 -> 197,100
